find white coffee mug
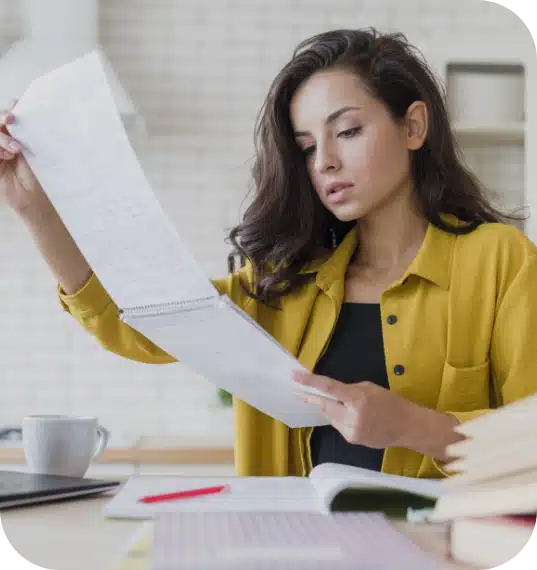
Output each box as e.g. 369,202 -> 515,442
22,414 -> 110,478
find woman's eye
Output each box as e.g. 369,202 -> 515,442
300,127 -> 361,156
338,127 -> 361,138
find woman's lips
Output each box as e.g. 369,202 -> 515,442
326,184 -> 354,204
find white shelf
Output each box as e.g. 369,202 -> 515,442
452,122 -> 525,143
424,39 -> 535,244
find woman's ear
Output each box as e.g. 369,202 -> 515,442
405,101 -> 428,150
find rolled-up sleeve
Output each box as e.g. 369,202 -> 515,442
58,273 -> 176,363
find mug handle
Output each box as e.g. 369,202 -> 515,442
93,425 -> 110,459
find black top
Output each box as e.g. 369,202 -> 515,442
310,302 -> 390,471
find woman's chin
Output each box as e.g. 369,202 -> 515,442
329,203 -> 366,223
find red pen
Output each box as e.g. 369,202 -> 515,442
138,484 -> 230,504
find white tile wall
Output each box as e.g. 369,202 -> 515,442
0,0 -> 532,442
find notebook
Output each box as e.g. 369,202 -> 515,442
0,470 -> 120,509
9,51 -> 336,429
150,511 -> 452,570
103,462 -> 443,520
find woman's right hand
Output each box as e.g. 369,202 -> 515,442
0,99 -> 52,219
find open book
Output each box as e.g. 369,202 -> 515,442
9,51 -> 334,428
103,462 -> 443,520
431,393 -> 537,521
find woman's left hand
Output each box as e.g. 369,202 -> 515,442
292,370 -> 423,450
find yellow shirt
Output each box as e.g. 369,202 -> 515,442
59,219 -> 537,479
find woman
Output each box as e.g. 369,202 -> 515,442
1,28 -> 535,479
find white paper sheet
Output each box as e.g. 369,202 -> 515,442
9,50 -> 217,310
103,476 -> 321,520
8,50 -> 333,428
122,296 -> 331,428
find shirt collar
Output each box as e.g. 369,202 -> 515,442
406,218 -> 458,291
301,214 -> 462,292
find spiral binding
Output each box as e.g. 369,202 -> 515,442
120,295 -> 216,319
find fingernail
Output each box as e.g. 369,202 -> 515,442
9,141 -> 20,152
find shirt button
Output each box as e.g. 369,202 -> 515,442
393,364 -> 405,376
387,314 -> 398,325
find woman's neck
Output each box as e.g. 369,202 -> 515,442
354,201 -> 428,272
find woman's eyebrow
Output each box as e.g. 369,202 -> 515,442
293,106 -> 362,137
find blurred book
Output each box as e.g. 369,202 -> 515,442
450,514 -> 536,568
150,511 -> 453,570
428,393 -> 537,566
432,393 -> 537,521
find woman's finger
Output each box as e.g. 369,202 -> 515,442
0,149 -> 15,160
0,111 -> 15,129
297,391 -> 347,422
0,132 -> 20,153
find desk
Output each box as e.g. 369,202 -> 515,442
1,492 -> 472,570
0,438 -> 235,468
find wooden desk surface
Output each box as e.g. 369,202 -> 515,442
0,490 -> 472,570
0,436 -> 234,467
0,442 -> 235,466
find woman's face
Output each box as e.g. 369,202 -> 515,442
289,69 -> 424,222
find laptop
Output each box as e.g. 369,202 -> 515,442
0,470 -> 121,509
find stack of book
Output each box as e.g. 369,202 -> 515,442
431,393 -> 537,568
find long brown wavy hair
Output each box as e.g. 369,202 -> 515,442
227,27 -> 525,305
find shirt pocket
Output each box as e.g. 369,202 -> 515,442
437,360 -> 491,411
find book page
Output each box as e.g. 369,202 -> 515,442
446,423 -> 537,461
308,463 -> 444,512
9,50 -> 217,310
103,475 -> 320,519
444,437 -> 537,477
431,476 -> 537,521
453,393 -> 537,439
442,462 -> 537,488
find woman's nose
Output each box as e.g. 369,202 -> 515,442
314,143 -> 341,173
